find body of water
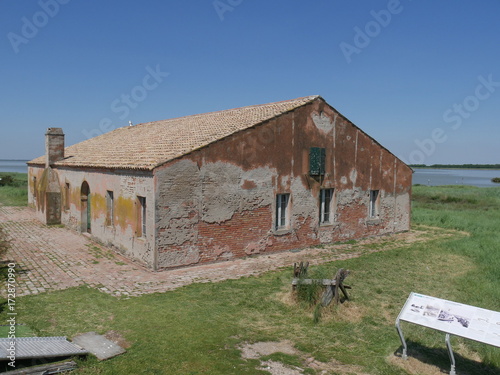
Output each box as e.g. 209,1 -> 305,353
1,161 -> 499,188
413,168 -> 500,188
0,160 -> 28,174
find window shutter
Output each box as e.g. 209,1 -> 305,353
309,147 -> 326,176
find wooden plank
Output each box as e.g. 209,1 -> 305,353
5,361 -> 77,374
292,278 -> 336,286
291,278 -> 351,288
339,284 -> 350,300
334,272 -> 340,305
321,285 -> 334,306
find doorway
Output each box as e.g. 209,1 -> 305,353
81,181 -> 91,233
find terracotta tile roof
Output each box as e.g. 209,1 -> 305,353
28,95 -> 320,171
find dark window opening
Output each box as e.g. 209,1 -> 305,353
64,183 -> 70,211
369,190 -> 380,218
275,194 -> 290,230
137,196 -> 147,237
33,177 -> 37,199
320,188 -> 334,224
106,191 -> 114,226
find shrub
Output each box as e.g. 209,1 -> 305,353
0,173 -> 28,206
0,175 -> 14,187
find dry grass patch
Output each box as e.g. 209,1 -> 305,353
103,330 -> 132,349
239,340 -> 371,375
325,301 -> 366,324
388,341 -> 485,375
388,354 -> 447,375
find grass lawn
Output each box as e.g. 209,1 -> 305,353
0,185 -> 499,374
0,172 -> 28,206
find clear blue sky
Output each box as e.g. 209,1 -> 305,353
1,0 -> 499,164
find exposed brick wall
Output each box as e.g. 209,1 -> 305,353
154,99 -> 412,269
197,205 -> 273,261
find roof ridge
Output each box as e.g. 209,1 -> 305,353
28,95 -> 323,170
134,95 -> 320,127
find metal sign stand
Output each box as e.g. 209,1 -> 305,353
395,292 -> 500,375
395,317 -> 408,360
395,291 -> 413,360
445,334 -> 457,375
396,317 -> 457,375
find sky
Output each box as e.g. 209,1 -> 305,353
1,0 -> 499,165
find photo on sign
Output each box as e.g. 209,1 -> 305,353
438,308 -> 471,328
410,303 -> 424,313
423,304 -> 440,318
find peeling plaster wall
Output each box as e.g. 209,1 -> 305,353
28,166 -> 46,223
154,100 -> 412,269
154,159 -> 275,268
155,159 -> 201,251
312,112 -> 334,134
27,166 -> 62,225
29,165 -> 155,267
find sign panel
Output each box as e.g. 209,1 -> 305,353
399,293 -> 500,348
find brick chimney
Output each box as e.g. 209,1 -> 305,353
45,128 -> 65,168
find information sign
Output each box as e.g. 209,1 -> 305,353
396,292 -> 500,375
399,292 -> 500,347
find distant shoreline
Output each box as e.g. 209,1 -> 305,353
0,159 -> 29,162
0,160 -> 29,174
412,167 -> 500,171
410,164 -> 500,170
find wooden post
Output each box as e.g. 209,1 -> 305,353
293,261 -> 309,277
293,266 -> 351,307
334,271 -> 341,305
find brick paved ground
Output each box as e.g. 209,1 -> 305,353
0,206 -> 442,298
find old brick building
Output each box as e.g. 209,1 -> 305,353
28,96 -> 412,270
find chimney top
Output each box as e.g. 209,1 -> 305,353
46,128 -> 64,136
45,127 -> 65,168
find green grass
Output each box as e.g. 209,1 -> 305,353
0,324 -> 36,338
85,244 -> 116,260
0,186 -> 499,374
0,172 -> 28,206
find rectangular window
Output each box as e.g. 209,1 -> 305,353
320,189 -> 334,224
106,190 -> 114,226
369,190 -> 380,218
137,196 -> 147,237
275,193 -> 290,230
309,147 -> 326,176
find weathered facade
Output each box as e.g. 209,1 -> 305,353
28,96 -> 412,270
